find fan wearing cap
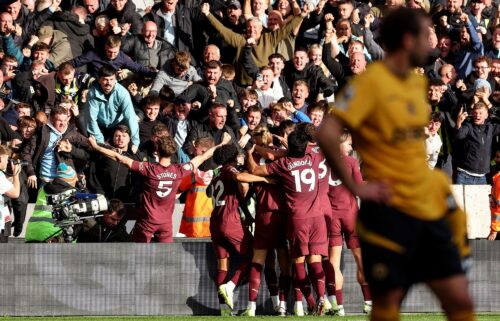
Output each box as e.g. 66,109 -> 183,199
24,162 -> 78,243
32,25 -> 72,68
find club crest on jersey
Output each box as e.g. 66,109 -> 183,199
335,85 -> 354,111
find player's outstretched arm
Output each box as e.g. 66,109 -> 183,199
235,172 -> 274,184
88,136 -> 134,168
318,115 -> 390,203
246,145 -> 270,176
190,132 -> 232,169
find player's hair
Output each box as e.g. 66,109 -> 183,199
152,123 -> 169,136
213,144 -> 239,165
98,65 -> 117,78
57,62 -> 75,75
194,137 -> 215,149
222,64 -> 236,79
106,35 -> 122,48
297,123 -> 317,143
157,135 -> 177,158
142,95 -> 162,109
307,101 -> 327,115
0,144 -> 11,157
252,124 -> 273,146
472,101 -> 489,111
107,199 -> 126,217
340,129 -> 351,143
430,111 -> 445,123
287,130 -> 308,158
17,116 -> 37,129
173,51 -> 191,71
380,7 -> 428,53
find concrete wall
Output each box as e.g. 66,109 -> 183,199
0,241 -> 497,316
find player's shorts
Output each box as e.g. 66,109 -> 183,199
131,219 -> 172,243
253,211 -> 288,250
211,224 -> 253,259
330,208 -> 360,249
288,216 -> 328,258
358,201 -> 464,290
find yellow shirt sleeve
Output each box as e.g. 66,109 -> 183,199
330,74 -> 377,130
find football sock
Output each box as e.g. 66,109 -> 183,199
294,262 -> 315,309
308,262 -> 326,298
447,311 -> 476,321
217,269 -> 228,304
249,263 -> 263,302
370,304 -> 400,321
231,257 -> 250,285
335,289 -> 344,305
278,274 -> 291,302
322,260 -> 336,296
361,284 -> 372,301
264,266 -> 279,296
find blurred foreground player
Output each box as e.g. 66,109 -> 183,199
318,8 -> 475,321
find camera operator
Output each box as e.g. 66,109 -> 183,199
0,144 -> 21,243
76,199 -> 131,243
25,162 -> 78,243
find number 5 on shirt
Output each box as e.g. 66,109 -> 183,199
157,181 -> 173,198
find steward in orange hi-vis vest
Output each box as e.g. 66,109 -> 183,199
179,169 -> 214,238
489,172 -> 500,239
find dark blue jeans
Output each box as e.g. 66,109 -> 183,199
455,171 -> 487,185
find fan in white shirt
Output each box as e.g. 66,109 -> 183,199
425,112 -> 444,169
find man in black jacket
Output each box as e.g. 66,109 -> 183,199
454,101 -> 500,184
76,199 -> 131,242
103,0 -> 142,36
283,48 -> 337,103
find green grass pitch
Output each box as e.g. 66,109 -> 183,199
0,315 -> 498,321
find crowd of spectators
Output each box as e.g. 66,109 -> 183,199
0,0 -> 499,241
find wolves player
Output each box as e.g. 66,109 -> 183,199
318,8 -> 474,321
88,133 -> 230,243
248,130 -> 329,315
209,144 -> 275,316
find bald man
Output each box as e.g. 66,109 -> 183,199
349,52 -> 367,75
121,20 -> 176,69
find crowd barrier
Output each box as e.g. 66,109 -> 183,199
0,240 -> 497,316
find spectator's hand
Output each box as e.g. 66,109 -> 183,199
283,101 -> 295,114
144,5 -> 152,14
69,102 -> 79,116
57,139 -> 73,153
131,145 -> 138,154
317,92 -> 324,101
364,13 -> 374,28
337,36 -> 349,43
460,13 -> 469,24
27,175 -> 37,189
22,47 -> 31,57
128,82 -> 138,96
246,37 -> 256,46
221,132 -> 232,145
15,24 -> 22,37
88,135 -> 99,149
117,69 -> 127,81
353,181 -> 391,204
324,13 -> 334,22
109,18 -> 118,27
478,26 -> 487,35
238,134 -> 251,148
10,160 -> 21,176
301,2 -> 313,16
120,23 -> 131,36
201,3 -> 210,16
227,99 -> 234,108
457,107 -> 468,128
456,79 -> 467,91
352,8 -> 360,24
487,231 -> 497,240
208,84 -> 217,99
439,15 -> 448,28
50,0 -> 62,11
246,142 -> 255,155
80,89 -> 89,103
192,101 -> 201,109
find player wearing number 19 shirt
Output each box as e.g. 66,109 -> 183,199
88,134 -> 229,243
247,130 -> 329,315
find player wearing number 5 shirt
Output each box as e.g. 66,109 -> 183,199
88,133 -> 231,243
247,129 -> 329,315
